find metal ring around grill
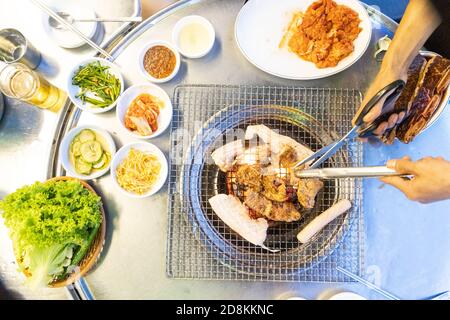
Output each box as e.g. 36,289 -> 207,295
180,104 -> 359,277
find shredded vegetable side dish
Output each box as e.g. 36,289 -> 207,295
116,148 -> 161,194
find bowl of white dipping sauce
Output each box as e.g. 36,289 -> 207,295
172,15 -> 215,58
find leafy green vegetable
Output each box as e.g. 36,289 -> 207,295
0,180 -> 102,287
72,61 -> 121,108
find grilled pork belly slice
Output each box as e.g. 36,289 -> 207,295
244,189 -> 301,222
269,201 -> 301,222
297,178 -> 324,209
262,175 -> 288,202
208,194 -> 268,247
245,124 -> 313,162
244,190 -> 273,218
211,140 -> 244,172
235,164 -> 262,192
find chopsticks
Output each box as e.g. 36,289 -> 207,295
337,266 -> 401,300
30,0 -> 114,60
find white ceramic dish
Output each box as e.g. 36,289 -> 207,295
111,142 -> 168,198
67,57 -> 124,114
41,1 -> 98,49
327,292 -> 366,300
172,15 -> 215,58
116,83 -> 173,139
235,0 -> 372,80
138,41 -> 180,83
59,125 -> 116,180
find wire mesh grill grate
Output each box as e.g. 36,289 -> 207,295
167,85 -> 364,282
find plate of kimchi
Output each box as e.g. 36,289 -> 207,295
116,83 -> 172,139
235,0 -> 372,80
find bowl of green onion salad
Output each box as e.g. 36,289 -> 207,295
67,57 -> 124,113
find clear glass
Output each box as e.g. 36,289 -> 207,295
0,28 -> 41,69
0,63 -> 66,112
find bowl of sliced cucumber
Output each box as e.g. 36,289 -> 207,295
60,125 -> 116,180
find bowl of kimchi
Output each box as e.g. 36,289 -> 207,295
116,83 -> 173,139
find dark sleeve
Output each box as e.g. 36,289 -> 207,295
425,0 -> 450,57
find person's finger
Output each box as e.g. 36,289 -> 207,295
386,157 -> 418,174
380,176 -> 414,197
397,111 -> 406,123
362,101 -> 384,123
387,113 -> 398,129
372,121 -> 388,136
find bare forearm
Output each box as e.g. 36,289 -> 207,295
382,0 -> 442,76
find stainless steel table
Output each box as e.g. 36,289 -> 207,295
2,0 -> 450,300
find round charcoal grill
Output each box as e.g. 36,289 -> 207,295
180,104 -> 357,276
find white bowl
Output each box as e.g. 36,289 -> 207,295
67,57 -> 124,113
111,142 -> 168,198
116,83 -> 173,139
172,15 -> 215,58
138,41 -> 180,83
59,125 -> 116,180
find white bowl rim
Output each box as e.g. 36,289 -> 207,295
138,40 -> 181,83
110,141 -> 168,198
115,82 -> 173,139
66,57 -> 124,114
59,125 -> 116,180
172,15 -> 216,59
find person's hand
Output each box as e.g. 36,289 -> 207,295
380,156 -> 450,203
352,68 -> 407,137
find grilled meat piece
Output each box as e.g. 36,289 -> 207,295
244,190 -> 301,222
245,124 -> 313,161
262,175 -> 288,202
209,194 -> 268,247
244,190 -> 272,218
269,201 -> 301,222
211,140 -> 244,172
297,178 -> 324,209
234,143 -> 271,166
381,55 -> 427,144
397,56 -> 450,143
235,164 -> 262,192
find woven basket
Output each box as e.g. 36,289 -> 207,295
19,176 -> 106,288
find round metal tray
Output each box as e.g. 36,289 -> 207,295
181,104 -> 358,275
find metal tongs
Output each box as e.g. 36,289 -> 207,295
293,80 -> 406,177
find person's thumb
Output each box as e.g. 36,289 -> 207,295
387,157 -> 417,175
380,176 -> 412,195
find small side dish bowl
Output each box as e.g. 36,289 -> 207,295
138,40 -> 180,83
60,125 -> 116,180
67,57 -> 124,113
111,142 -> 168,198
172,15 -> 215,59
116,83 -> 173,139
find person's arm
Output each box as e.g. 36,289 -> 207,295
353,0 -> 442,134
380,157 -> 450,203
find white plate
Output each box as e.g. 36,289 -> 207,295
111,142 -> 168,198
328,292 -> 366,300
116,83 -> 173,139
59,125 -> 116,180
41,2 -> 98,49
138,41 -> 181,83
67,57 -> 124,114
235,0 -> 372,80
